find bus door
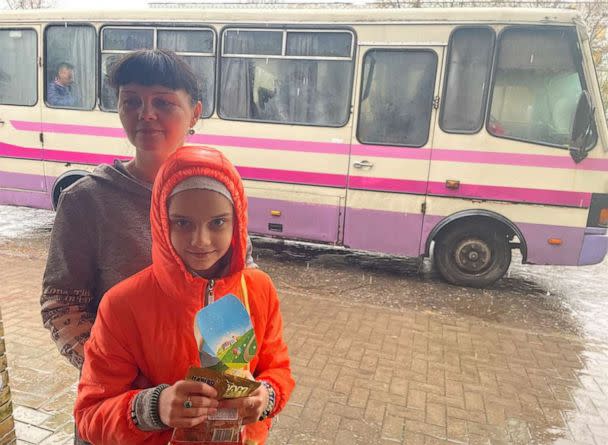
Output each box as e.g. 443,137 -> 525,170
344,45 -> 443,256
0,25 -> 45,192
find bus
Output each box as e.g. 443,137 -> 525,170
0,7 -> 607,288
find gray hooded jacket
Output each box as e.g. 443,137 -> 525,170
41,160 -> 254,370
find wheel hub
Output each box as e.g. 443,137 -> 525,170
454,238 -> 492,274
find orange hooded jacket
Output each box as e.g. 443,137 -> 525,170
74,146 -> 294,445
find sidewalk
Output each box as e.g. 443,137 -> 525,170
3,250 -> 608,444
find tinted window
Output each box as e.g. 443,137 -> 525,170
358,50 -> 437,146
220,29 -> 354,126
158,29 -> 214,54
286,32 -> 352,58
100,26 -> 215,117
224,30 -> 282,56
489,27 -> 589,147
0,29 -> 37,106
103,28 -> 153,51
441,28 -> 494,133
45,25 -> 97,109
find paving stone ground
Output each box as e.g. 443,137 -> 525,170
2,247 -> 608,444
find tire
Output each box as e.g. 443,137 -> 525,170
433,224 -> 512,288
52,175 -> 84,209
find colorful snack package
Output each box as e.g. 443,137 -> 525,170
171,295 -> 259,444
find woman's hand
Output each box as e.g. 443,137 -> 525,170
158,380 -> 219,428
218,384 -> 269,425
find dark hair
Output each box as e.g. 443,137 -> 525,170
109,49 -> 200,105
56,62 -> 74,75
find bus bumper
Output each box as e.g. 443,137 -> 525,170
578,227 -> 608,265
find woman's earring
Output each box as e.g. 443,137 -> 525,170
188,128 -> 195,135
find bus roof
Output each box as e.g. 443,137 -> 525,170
0,7 -> 579,26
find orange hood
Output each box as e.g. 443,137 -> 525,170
150,146 -> 248,301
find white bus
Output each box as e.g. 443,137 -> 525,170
1,7 -> 607,287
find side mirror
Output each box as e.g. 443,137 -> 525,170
569,91 -> 594,163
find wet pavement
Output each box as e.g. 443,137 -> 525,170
1,204 -> 608,444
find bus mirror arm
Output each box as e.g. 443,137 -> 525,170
569,90 -> 594,164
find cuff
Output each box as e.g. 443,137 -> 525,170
131,384 -> 170,431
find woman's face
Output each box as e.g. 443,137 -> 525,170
118,83 -> 202,157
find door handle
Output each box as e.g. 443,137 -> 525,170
0,118 -> 5,126
353,160 -> 374,169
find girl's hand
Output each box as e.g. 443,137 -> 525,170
158,380 -> 219,428
217,384 -> 269,425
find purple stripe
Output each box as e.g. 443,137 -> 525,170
10,119 -> 608,171
419,215 -> 587,265
248,196 -> 340,243
518,222 -> 585,265
0,189 -> 52,209
344,207 -> 425,256
0,170 -> 46,191
427,181 -> 591,208
579,230 -> 608,265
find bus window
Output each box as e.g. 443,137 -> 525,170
103,28 -> 154,51
219,28 -> 354,126
0,29 -> 37,106
100,27 -> 154,111
357,49 -> 437,147
489,27 -> 591,148
440,27 -> 494,133
45,25 -> 96,110
100,27 -> 215,116
158,29 -> 215,118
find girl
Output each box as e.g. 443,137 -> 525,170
74,146 -> 293,445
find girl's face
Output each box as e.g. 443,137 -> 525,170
118,83 -> 202,157
168,189 -> 234,278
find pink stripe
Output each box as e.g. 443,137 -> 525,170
237,166 -> 347,188
430,149 -> 608,171
0,141 -> 43,160
11,119 -> 608,171
44,148 -> 131,165
350,144 -> 431,160
0,141 -> 131,165
190,134 -> 349,155
352,144 -> 608,172
427,181 -> 591,208
348,176 -> 428,194
11,120 -> 126,138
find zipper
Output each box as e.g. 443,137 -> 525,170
204,279 -> 215,306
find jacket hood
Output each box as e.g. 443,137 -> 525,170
150,146 -> 248,302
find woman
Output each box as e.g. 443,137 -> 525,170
40,49 -> 254,443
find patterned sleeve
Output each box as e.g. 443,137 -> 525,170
40,188 -> 96,370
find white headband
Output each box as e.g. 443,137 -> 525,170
169,176 -> 233,204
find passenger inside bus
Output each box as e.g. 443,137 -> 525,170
47,61 -> 76,107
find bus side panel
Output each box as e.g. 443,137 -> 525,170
421,196 -> 590,266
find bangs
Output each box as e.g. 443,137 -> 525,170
109,49 -> 199,103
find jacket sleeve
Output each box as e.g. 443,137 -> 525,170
253,276 -> 295,416
74,293 -> 164,445
40,189 -> 96,369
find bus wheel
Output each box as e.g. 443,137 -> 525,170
52,175 -> 84,209
433,224 -> 511,288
